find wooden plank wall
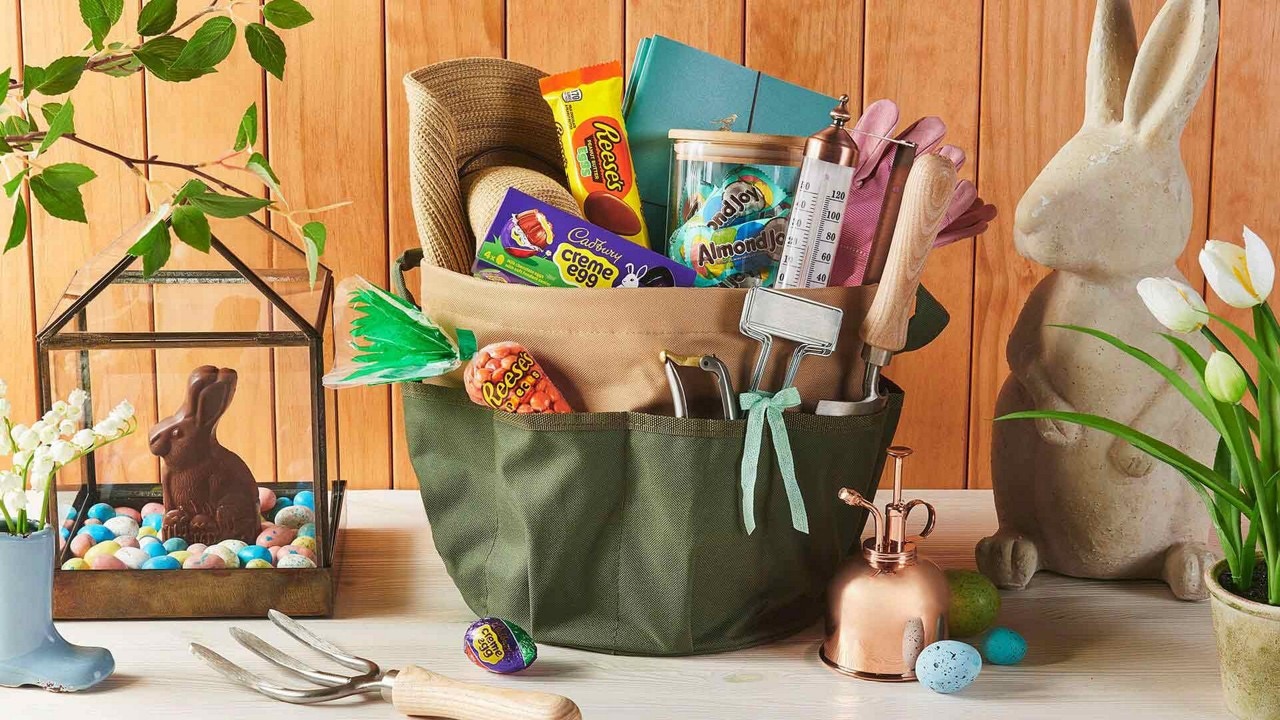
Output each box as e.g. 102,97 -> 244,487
0,1 -> 1265,490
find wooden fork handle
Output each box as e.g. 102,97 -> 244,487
391,665 -> 583,720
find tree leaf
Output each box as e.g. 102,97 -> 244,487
187,189 -> 271,218
171,16 -> 236,71
38,99 -> 74,154
233,103 -> 257,151
3,168 -> 28,198
262,0 -> 314,29
133,37 -> 213,82
137,0 -> 178,35
37,162 -> 96,189
4,195 -> 25,252
24,56 -> 88,96
302,221 -> 325,286
244,23 -> 286,80
245,152 -> 280,193
30,175 -> 87,223
127,220 -> 171,277
79,0 -> 124,51
169,205 -> 210,252
2,116 -> 30,152
172,178 -> 208,204
0,68 -> 11,96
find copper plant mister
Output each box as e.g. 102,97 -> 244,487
820,446 -> 949,681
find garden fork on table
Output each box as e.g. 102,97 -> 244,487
191,610 -> 582,720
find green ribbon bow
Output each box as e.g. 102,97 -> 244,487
738,387 -> 808,535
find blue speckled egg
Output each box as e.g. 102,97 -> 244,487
60,527 -> 70,540
142,541 -> 167,559
163,537 -> 188,553
86,502 -> 116,523
980,627 -> 1026,665
141,555 -> 182,570
916,641 -> 982,693
238,545 -> 273,566
292,490 -> 315,511
297,522 -> 315,539
64,506 -> 79,520
76,524 -> 115,543
275,496 -> 293,511
141,512 -> 164,532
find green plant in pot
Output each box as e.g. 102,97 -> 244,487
0,380 -> 135,691
1000,227 -> 1280,720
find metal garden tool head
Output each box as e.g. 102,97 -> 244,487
191,610 -> 581,720
739,287 -> 844,393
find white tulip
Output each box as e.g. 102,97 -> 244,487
1206,351 -> 1249,405
71,428 -> 96,450
1137,277 -> 1209,333
1201,226 -> 1276,308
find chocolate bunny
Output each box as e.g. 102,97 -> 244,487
151,366 -> 261,545
978,0 -> 1220,600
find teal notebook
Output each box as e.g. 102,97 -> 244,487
623,36 -> 838,247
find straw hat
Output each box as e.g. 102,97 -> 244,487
404,58 -> 581,274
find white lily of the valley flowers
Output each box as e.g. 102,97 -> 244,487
0,379 -> 7,399
11,449 -> 29,468
34,421 -> 56,445
0,397 -> 9,420
110,400 -> 135,422
1137,277 -> 1209,333
2,489 -> 24,518
1201,226 -> 1276,308
93,417 -> 123,438
68,388 -> 86,408
48,439 -> 76,465
0,431 -> 9,456
0,470 -> 19,494
57,419 -> 76,437
70,428 -> 95,450
13,425 -> 38,452
1206,351 -> 1249,405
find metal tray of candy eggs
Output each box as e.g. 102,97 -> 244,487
50,481 -> 346,619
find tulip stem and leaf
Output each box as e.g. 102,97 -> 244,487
1000,227 -> 1280,604
0,381 -> 136,538
0,0 -> 344,285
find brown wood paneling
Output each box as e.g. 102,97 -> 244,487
0,0 -> 35,423
385,0 -> 504,489
865,0 -> 982,489
745,0 -> 863,100
268,0 -> 389,489
507,0 -> 623,73
625,0 -> 743,69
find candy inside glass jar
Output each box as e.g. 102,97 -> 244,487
666,130 -> 804,287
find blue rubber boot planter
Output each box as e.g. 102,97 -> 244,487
0,527 -> 114,692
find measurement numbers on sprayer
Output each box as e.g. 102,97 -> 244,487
776,163 -> 855,289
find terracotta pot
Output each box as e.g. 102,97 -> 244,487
1207,559 -> 1280,720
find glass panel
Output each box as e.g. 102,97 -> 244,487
221,224 -> 332,332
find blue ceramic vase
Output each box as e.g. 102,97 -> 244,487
0,526 -> 114,691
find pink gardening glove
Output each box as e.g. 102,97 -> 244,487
829,99 -> 997,286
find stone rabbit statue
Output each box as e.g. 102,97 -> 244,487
150,366 -> 260,545
977,0 -> 1219,600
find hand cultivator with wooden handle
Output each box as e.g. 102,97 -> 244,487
192,610 -> 582,720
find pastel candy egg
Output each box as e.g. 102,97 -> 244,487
205,545 -> 240,568
84,541 -> 121,563
268,546 -> 283,561
141,555 -> 182,570
77,523 -> 112,543
137,526 -> 159,539
114,546 -> 150,569
59,527 -> 70,541
297,522 -> 315,539
187,543 -> 208,556
916,641 -> 982,694
275,554 -> 315,569
183,553 -> 226,570
104,516 -> 140,538
64,506 -> 79,520
90,555 -> 127,570
292,490 -> 315,511
61,558 -> 90,571
237,545 -> 272,566
86,502 -> 116,522
980,627 -> 1027,666
256,526 -> 297,548
463,617 -> 538,674
274,496 -> 293,511
946,569 -> 1001,638
277,545 -> 316,564
82,518 -> 102,526
291,536 -> 316,553
168,550 -> 193,565
163,537 -> 187,553
244,558 -> 273,569
274,505 -> 314,530
218,539 -> 248,555
142,542 -> 167,559
115,536 -> 140,549
141,513 -> 164,532
141,502 -> 166,516
258,487 -> 277,514
114,506 -> 142,523
70,533 -> 95,558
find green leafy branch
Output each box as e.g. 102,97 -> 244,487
0,0 -> 340,283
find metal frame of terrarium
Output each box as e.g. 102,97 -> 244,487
35,229 -> 344,619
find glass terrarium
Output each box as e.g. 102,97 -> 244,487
36,217 -> 342,619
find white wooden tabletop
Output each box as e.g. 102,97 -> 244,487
7,490 -> 1228,719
